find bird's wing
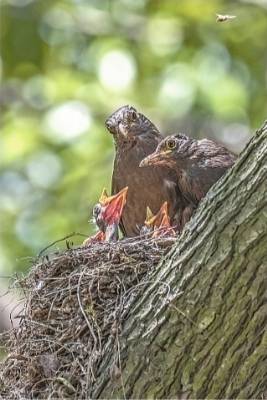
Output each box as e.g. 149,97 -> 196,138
196,139 -> 236,168
111,161 -> 127,237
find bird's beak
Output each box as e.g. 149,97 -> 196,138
154,201 -> 175,237
100,186 -> 128,225
105,119 -> 117,135
144,209 -> 157,229
139,150 -> 171,167
105,119 -> 128,138
157,202 -> 170,228
145,206 -> 154,224
118,122 -> 129,139
144,202 -> 175,238
145,202 -> 167,229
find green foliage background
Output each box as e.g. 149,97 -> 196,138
0,0 -> 267,273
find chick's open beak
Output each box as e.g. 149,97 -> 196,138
154,202 -> 175,238
100,186 -> 128,225
145,201 -> 168,229
157,202 -> 172,230
145,202 -> 175,238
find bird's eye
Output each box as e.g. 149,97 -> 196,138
166,139 -> 176,150
93,204 -> 101,217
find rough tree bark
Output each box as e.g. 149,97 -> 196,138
91,122 -> 267,399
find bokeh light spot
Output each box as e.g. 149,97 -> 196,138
26,151 -> 62,189
23,75 -> 55,110
39,7 -> 75,46
0,172 -> 31,212
43,101 -> 92,143
158,64 -> 196,117
147,17 -> 183,56
219,123 -> 251,153
98,50 -> 136,92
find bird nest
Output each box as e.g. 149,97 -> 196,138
0,235 -> 175,399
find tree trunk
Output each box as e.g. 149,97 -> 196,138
91,122 -> 267,399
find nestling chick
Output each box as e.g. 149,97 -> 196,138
83,187 -> 128,246
141,202 -> 176,238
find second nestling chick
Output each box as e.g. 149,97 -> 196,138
141,202 -> 176,238
83,187 -> 128,246
140,134 -> 236,224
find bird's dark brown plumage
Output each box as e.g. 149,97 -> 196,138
105,105 -> 184,237
140,133 -> 236,224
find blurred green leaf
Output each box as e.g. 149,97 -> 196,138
0,0 -> 267,273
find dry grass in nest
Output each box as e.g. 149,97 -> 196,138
0,235 -> 175,399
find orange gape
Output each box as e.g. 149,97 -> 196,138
83,187 -> 128,246
99,187 -> 128,226
144,202 -> 176,238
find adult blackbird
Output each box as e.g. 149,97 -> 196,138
140,133 -> 236,223
105,105 -> 184,237
83,187 -> 128,245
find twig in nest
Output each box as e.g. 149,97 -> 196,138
37,232 -> 88,258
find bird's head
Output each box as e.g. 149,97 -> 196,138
98,186 -> 128,226
144,202 -> 175,238
139,134 -> 191,169
91,187 -> 128,242
105,105 -> 160,145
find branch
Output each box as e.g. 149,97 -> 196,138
92,121 -> 267,399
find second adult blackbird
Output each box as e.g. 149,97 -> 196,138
140,133 -> 236,222
105,105 -> 184,236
